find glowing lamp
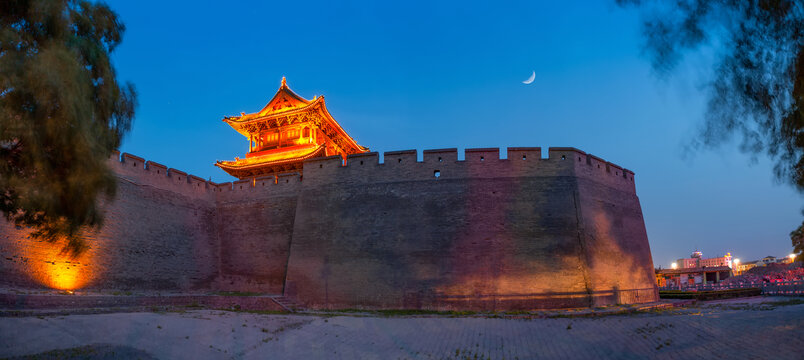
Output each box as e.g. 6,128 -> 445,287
671,262 -> 678,270
791,254 -> 797,261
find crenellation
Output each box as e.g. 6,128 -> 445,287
214,172 -> 303,204
186,146 -> 639,195
107,153 -> 220,200
572,153 -> 636,194
299,155 -> 348,187
277,172 -> 302,185
233,179 -> 252,191
145,161 -> 168,175
188,175 -> 205,184
383,149 -> 417,166
423,148 -> 458,163
623,169 -> 635,179
607,162 -> 621,175
293,147 -> 641,189
306,154 -> 344,169
115,153 -> 152,184
121,153 -> 145,168
214,182 -> 232,190
167,168 -> 187,182
187,175 -> 209,194
346,152 -> 380,166
586,154 -> 606,170
506,147 -> 541,162
547,147 -> 586,162
465,148 -> 500,162
255,175 -> 277,187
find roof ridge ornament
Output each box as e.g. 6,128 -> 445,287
281,76 -> 287,88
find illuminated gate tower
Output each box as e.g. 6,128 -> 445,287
216,78 -> 368,179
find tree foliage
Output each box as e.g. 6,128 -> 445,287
0,0 -> 135,255
618,0 -> 803,254
792,222 -> 804,259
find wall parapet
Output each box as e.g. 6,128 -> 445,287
108,146 -> 637,204
109,152 -> 217,201
300,147 -> 637,193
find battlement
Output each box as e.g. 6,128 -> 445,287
1,146 -> 654,308
107,146 -> 637,206
108,151 -> 217,201
301,147 -> 636,194
215,172 -> 302,203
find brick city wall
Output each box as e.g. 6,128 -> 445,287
285,147 -> 656,310
212,173 -> 301,294
0,152 -> 219,291
0,147 -> 658,309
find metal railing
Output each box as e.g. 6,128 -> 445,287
616,287 -> 660,304
658,280 -> 804,296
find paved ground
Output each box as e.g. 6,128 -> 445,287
1,298 -> 802,359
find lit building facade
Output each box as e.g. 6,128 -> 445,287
215,78 -> 368,179
734,260 -> 759,275
656,250 -> 734,287
677,251 -> 732,269
761,256 -> 777,265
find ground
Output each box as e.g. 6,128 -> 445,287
1,297 -> 802,359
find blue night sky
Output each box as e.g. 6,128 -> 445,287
105,0 -> 801,267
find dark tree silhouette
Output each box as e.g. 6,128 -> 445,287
619,0 -> 803,256
793,224 -> 804,259
0,0 -> 136,255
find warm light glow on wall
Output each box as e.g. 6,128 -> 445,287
19,238 -> 94,291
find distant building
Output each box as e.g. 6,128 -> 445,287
657,251 -> 734,287
676,251 -> 732,269
734,260 -> 759,275
761,256 -> 777,265
656,266 -> 732,288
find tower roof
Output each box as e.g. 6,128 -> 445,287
215,78 -> 368,179
256,77 -> 311,115
215,143 -> 327,178
221,78 -> 365,152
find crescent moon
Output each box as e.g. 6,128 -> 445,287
522,71 -> 535,84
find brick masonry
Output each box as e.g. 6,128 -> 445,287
0,147 -> 658,309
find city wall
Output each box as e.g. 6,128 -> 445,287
0,147 -> 658,309
286,147 -> 655,309
0,152 -> 219,291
